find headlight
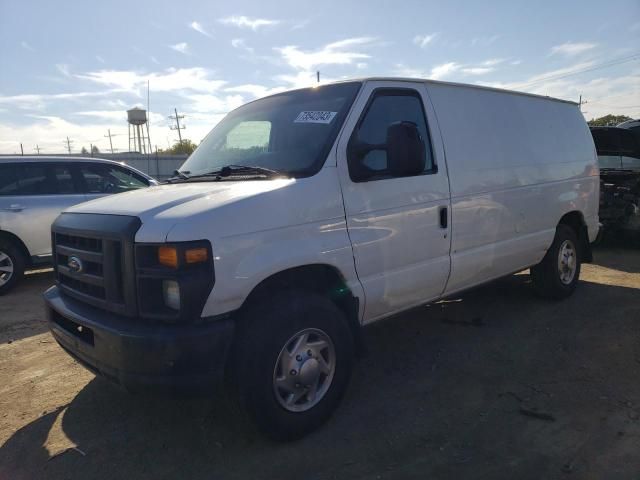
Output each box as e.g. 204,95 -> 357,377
135,240 -> 214,322
162,279 -> 181,310
158,245 -> 209,268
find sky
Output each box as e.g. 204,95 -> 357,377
0,0 -> 639,154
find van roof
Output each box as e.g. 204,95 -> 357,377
328,77 -> 579,106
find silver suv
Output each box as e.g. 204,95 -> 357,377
0,156 -> 156,294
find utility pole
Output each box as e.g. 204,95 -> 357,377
64,136 -> 73,154
34,145 -> 41,155
104,129 -> 114,154
169,108 -> 185,146
20,143 -> 24,155
317,71 -> 320,83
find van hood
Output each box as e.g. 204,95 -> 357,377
65,171 -> 344,243
73,181 -> 290,216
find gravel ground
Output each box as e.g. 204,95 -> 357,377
0,246 -> 639,480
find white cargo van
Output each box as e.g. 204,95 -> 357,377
44,78 -> 599,439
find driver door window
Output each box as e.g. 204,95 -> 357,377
349,91 -> 435,180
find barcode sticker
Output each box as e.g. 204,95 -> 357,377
294,111 -> 337,124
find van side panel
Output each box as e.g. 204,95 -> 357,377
425,82 -> 599,295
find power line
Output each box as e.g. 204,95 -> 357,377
169,108 -> 185,145
513,52 -> 640,90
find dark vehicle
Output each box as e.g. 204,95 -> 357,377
590,126 -> 640,240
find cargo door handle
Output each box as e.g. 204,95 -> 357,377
439,206 -> 448,229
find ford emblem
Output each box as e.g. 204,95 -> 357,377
68,256 -> 83,274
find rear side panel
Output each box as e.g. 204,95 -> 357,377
425,82 -> 599,295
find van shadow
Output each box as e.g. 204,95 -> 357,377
0,269 -> 54,343
1,274 -> 639,480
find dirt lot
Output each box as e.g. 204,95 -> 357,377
1,246 -> 639,480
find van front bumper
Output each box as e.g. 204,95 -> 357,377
44,285 -> 234,393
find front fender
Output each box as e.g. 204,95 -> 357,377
200,218 -> 364,318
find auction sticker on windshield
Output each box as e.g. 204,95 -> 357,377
294,111 -> 337,124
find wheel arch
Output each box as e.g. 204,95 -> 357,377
0,230 -> 31,266
558,210 -> 592,263
239,264 -> 365,356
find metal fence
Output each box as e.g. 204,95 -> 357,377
104,153 -> 188,181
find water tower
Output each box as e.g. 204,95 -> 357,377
127,107 -> 152,154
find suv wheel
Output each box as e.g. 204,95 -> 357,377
234,290 -> 354,440
0,240 -> 26,295
530,224 -> 581,299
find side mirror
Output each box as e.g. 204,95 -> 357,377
386,121 -> 425,177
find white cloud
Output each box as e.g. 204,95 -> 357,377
430,62 -> 461,79
169,42 -> 190,55
224,84 -> 285,98
184,94 -> 245,114
461,67 -> 493,75
77,67 -> 226,94
514,61 -> 596,88
74,110 -> 127,122
56,63 -> 71,77
481,58 -> 505,66
550,42 -> 597,56
231,38 -> 254,54
0,91 -> 119,110
219,15 -> 280,31
413,33 -> 437,48
21,41 -> 35,52
276,37 -> 375,71
356,62 -> 368,69
471,35 -> 500,47
190,21 -> 212,38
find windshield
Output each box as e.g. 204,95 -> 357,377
179,82 -> 361,178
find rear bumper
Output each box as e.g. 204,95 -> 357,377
44,285 -> 234,393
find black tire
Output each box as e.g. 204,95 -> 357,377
234,290 -> 354,441
530,224 -> 581,300
0,239 -> 26,295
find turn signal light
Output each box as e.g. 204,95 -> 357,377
185,247 -> 208,264
158,246 -> 178,268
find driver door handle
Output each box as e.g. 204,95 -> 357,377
439,206 -> 448,229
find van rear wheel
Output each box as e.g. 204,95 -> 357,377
530,224 -> 581,299
234,290 -> 354,441
0,240 -> 25,295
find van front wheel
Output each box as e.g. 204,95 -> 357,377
531,225 -> 581,299
234,290 -> 354,440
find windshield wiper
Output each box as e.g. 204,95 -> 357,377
186,164 -> 287,180
165,169 -> 191,183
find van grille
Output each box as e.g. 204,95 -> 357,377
51,213 -> 140,317
54,232 -> 122,308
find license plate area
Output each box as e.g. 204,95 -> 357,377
51,310 -> 95,346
